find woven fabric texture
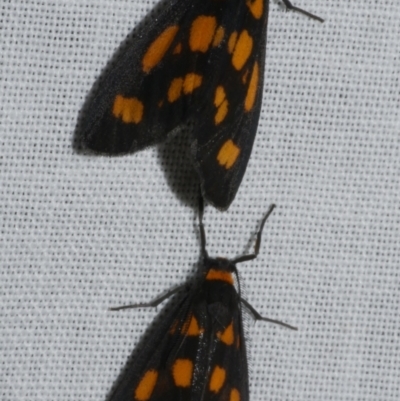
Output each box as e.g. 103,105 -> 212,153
1,1 -> 399,400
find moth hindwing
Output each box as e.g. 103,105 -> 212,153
79,1 -> 323,210
108,204 -> 297,401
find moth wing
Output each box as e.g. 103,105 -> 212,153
80,0 -> 253,155
80,0 -> 197,154
200,303 -> 249,401
192,30 -> 268,209
80,0 -> 269,209
109,291 -> 212,401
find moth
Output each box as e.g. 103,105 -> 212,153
109,202 -> 296,401
79,1 -> 322,209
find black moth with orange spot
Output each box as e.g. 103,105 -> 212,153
108,203 -> 296,401
79,0 -> 323,210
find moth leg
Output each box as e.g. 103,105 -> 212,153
233,204 -> 276,264
109,284 -> 186,311
280,0 -> 324,23
241,298 -> 298,331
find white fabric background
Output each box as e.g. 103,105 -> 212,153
1,0 -> 399,400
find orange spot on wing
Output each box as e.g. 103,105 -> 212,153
214,86 -> 228,125
183,73 -> 203,94
112,95 -> 144,124
167,77 -> 183,103
214,86 -> 226,107
168,74 -> 202,102
209,366 -> 226,393
135,370 -> 158,401
212,26 -> 225,47
244,62 -> 259,112
217,321 -> 234,345
205,269 -> 234,284
230,388 -> 241,401
217,140 -> 241,169
182,315 -> 204,336
231,30 -> 253,71
227,31 -> 238,54
246,0 -> 263,19
189,16 -> 217,52
172,359 -> 193,388
173,43 -> 182,54
142,25 -> 179,73
215,100 -> 228,125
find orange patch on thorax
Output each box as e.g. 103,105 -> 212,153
205,268 -> 234,284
